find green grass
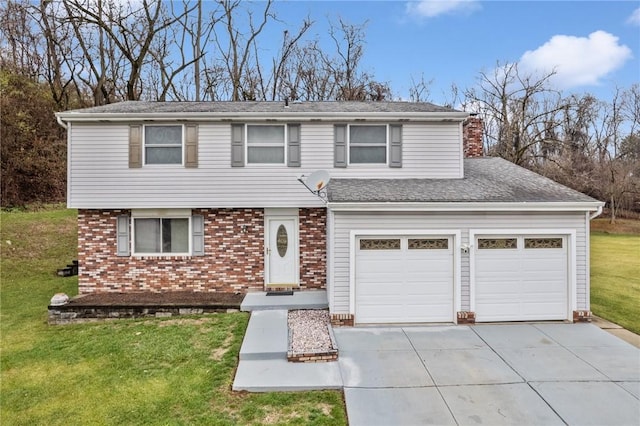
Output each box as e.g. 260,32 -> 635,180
590,231 -> 640,335
0,207 -> 347,426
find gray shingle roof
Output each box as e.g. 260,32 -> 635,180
327,157 -> 600,204
63,100 -> 459,114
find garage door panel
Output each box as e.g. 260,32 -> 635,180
355,236 -> 454,324
475,235 -> 568,322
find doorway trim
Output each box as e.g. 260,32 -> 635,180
264,208 -> 300,289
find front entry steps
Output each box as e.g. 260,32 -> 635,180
240,290 -> 328,312
233,291 -> 342,392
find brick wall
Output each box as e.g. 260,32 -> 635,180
462,116 -> 483,158
299,208 -> 327,289
78,208 -> 327,294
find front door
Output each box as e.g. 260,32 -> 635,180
265,217 -> 299,287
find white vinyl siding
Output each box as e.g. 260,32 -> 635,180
329,211 -> 588,316
67,122 -> 463,208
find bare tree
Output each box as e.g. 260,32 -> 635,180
464,62 -> 564,165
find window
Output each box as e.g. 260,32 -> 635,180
477,238 -> 518,249
144,125 -> 183,165
134,217 -> 189,254
524,238 -> 563,249
359,239 -> 401,250
247,124 -> 285,164
349,125 -> 387,164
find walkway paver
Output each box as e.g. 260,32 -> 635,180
440,383 -> 565,426
344,387 -> 455,426
530,381 -> 640,426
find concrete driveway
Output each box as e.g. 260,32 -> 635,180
333,323 -> 640,426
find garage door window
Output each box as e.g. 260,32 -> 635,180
478,238 -> 517,249
524,238 -> 563,249
408,238 -> 449,249
359,239 -> 401,250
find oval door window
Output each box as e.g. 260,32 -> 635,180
276,224 -> 288,257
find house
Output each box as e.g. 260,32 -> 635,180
55,101 -> 604,325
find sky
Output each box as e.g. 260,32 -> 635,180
265,0 -> 640,104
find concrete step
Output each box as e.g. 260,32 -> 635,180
240,290 -> 328,312
232,358 -> 343,392
239,310 -> 288,360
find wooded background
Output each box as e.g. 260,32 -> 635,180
1,0 -> 638,219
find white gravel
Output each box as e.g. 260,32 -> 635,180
288,309 -> 335,353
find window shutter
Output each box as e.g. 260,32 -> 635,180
334,124 -> 347,168
389,124 -> 402,168
192,214 -> 205,256
185,124 -> 198,168
116,215 -> 130,256
287,123 -> 301,167
231,124 -> 245,167
129,125 -> 142,168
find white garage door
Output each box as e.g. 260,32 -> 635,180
355,236 -> 454,323
474,236 -> 568,322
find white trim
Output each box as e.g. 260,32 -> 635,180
328,201 -> 604,212
264,213 -> 300,288
349,229 -> 461,323
142,123 -> 185,166
347,123 -> 389,166
327,209 -> 335,313
131,208 -> 191,217
66,121 -> 72,207
245,123 -> 287,165
457,121 -> 464,179
584,212 -> 591,311
56,111 -> 470,123
469,228 -> 577,321
129,213 -> 193,258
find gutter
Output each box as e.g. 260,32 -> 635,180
589,204 -> 604,220
54,111 -> 470,123
56,114 -> 68,129
326,201 -> 605,213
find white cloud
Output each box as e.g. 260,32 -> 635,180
405,0 -> 481,19
627,7 -> 640,26
519,31 -> 632,89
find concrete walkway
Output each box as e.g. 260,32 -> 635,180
233,291 -> 342,392
336,324 -> 640,426
233,292 -> 639,424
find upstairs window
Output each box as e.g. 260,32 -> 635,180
144,125 -> 183,165
247,124 -> 285,164
349,125 -> 387,164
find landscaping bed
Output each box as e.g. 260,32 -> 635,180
287,309 -> 338,362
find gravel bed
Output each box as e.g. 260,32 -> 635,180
288,309 -> 335,353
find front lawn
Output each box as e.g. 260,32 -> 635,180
590,228 -> 640,335
0,207 -> 347,425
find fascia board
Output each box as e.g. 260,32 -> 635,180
55,111 -> 470,123
326,201 -> 605,212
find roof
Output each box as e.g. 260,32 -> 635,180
327,157 -> 600,204
62,100 -> 459,114
56,100 -> 468,123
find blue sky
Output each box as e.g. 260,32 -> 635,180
265,0 -> 640,103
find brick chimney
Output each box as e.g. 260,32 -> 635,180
463,115 -> 483,158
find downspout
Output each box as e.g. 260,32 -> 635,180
589,204 -> 603,220
56,115 -> 68,129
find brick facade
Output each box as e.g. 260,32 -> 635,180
462,116 -> 483,158
78,208 -> 327,294
299,208 -> 327,289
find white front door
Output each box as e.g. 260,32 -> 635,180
265,217 -> 299,287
